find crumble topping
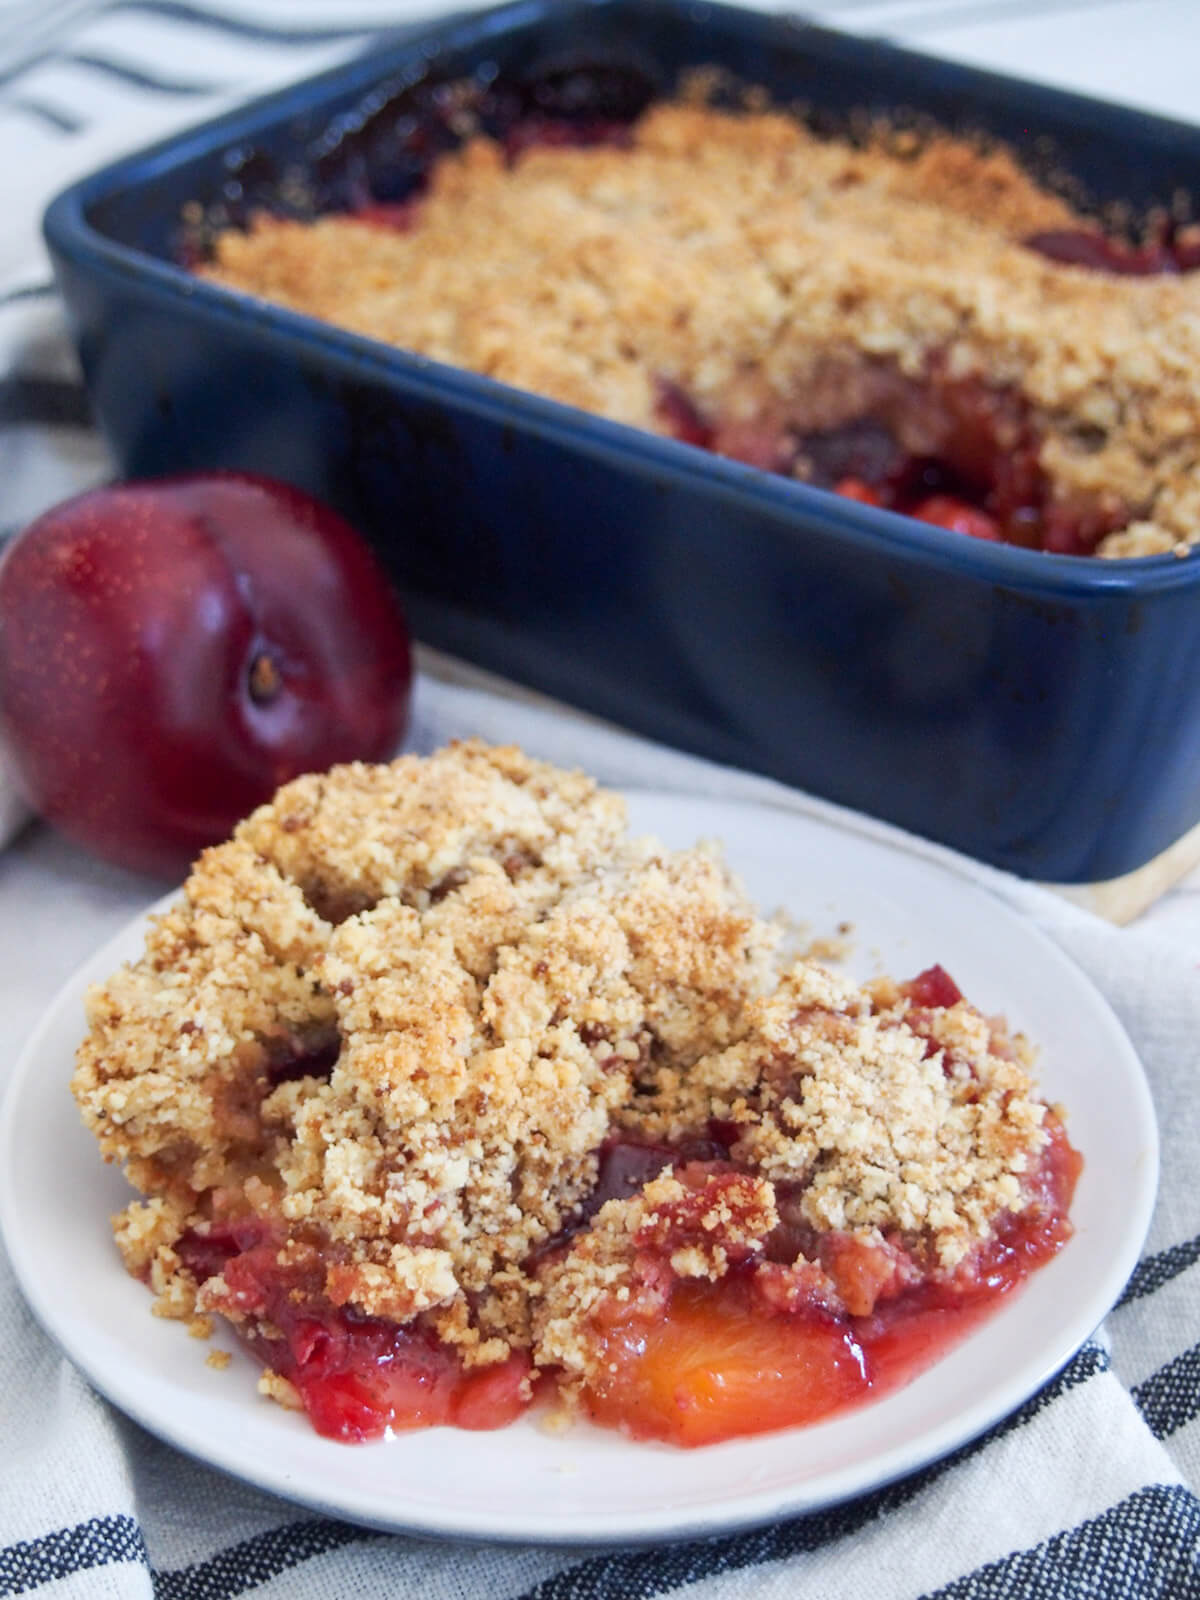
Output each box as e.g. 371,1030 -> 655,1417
258,1369 -> 303,1410
533,1167 -> 780,1384
73,741 -> 1065,1414
203,101 -> 1200,557
624,961 -> 1045,1271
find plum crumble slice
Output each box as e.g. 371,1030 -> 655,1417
201,98 -> 1200,558
73,741 -> 1079,1447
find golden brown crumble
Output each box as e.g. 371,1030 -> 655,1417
534,1166 -> 781,1389
203,102 -> 1200,557
73,741 -> 1061,1405
257,1369 -> 303,1410
631,961 -> 1045,1268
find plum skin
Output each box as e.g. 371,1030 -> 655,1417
0,472 -> 413,877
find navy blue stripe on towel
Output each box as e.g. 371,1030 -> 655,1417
511,1344 -> 1109,1600
0,1344 -> 1112,1600
1119,1231 -> 1200,1309
111,0 -> 395,47
1133,1343 -> 1200,1442
153,1519 -> 377,1600
0,1515 -> 149,1596
0,376 -> 91,427
916,1483 -> 1200,1600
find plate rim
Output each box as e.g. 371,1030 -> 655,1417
0,788 -> 1160,1545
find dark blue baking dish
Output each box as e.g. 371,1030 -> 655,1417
42,0 -> 1200,883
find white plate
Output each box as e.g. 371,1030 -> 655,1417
0,792 -> 1158,1545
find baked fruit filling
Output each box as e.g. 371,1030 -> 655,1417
200,96 -> 1200,558
73,742 -> 1080,1447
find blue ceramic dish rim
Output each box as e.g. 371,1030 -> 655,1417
42,0 -> 1200,607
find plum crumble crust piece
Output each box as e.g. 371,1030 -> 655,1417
202,100 -> 1200,558
73,741 -> 1075,1444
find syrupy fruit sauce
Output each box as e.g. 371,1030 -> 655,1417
579,1114 -> 1079,1446
656,367 -> 1126,555
1024,219 -> 1200,276
188,55 -> 660,243
177,1218 -> 530,1442
177,969 -> 1081,1448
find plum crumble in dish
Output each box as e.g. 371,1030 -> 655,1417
73,742 -> 1080,1447
201,98 -> 1200,559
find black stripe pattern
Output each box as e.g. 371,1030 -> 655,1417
154,1519 -> 378,1600
0,376 -> 91,428
0,94 -> 84,131
0,283 -> 56,308
0,1515 -> 149,1597
511,1344 -> 1109,1600
1134,1343 -> 1200,1442
0,0 -> 385,140
917,1483 -> 1200,1600
0,51 -> 221,97
112,0 -> 396,46
0,1345 -> 1110,1600
1119,1231 -> 1200,1308
54,49 -> 223,95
